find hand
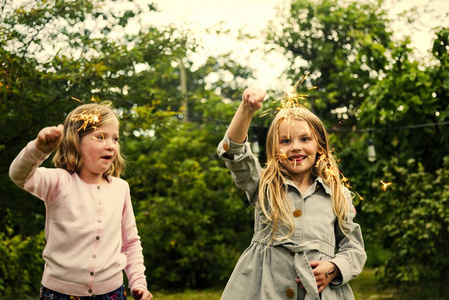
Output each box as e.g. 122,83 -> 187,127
242,88 -> 265,112
296,261 -> 340,293
132,288 -> 153,300
35,124 -> 64,154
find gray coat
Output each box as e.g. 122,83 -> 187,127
217,135 -> 367,300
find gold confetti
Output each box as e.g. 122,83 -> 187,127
356,192 -> 364,201
380,180 -> 392,192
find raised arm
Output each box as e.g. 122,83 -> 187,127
227,88 -> 266,143
9,124 -> 64,191
35,124 -> 64,154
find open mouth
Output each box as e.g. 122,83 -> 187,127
101,155 -> 113,160
288,155 -> 308,165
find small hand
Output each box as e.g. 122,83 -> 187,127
35,124 -> 64,154
296,261 -> 340,293
132,288 -> 153,300
242,88 -> 265,112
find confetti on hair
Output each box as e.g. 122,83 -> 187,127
260,73 -> 317,119
260,74 -> 363,203
73,111 -> 101,132
69,98 -> 113,132
276,149 -> 288,163
279,74 -> 314,110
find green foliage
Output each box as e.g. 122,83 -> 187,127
267,0 -> 392,127
363,157 -> 449,298
349,27 -> 449,298
0,209 -> 45,298
0,0 -> 190,234
2,0 -> 449,298
121,98 -> 251,289
358,37 -> 446,171
123,102 -> 253,290
269,1 -> 449,297
1,0 -> 255,296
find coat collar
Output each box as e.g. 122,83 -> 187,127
285,176 -> 331,196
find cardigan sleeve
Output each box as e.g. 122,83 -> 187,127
217,134 -> 262,203
329,188 -> 367,286
9,140 -> 62,201
121,183 -> 147,292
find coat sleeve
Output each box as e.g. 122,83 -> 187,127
121,183 -> 147,292
217,134 -> 261,203
329,188 -> 367,286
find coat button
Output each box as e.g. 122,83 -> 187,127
223,142 -> 229,151
286,288 -> 294,298
293,209 -> 302,217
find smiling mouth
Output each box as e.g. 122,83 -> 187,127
288,155 -> 308,165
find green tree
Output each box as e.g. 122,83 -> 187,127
0,0 -> 187,233
123,99 -> 253,290
1,0 -> 257,296
354,27 -> 449,297
363,156 -> 449,299
267,0 -> 392,128
268,0 -> 449,297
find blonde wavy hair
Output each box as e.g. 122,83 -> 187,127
52,103 -> 125,177
258,107 -> 350,242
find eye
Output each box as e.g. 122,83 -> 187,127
279,138 -> 291,144
301,136 -> 311,142
113,137 -> 120,142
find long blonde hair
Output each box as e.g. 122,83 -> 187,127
258,107 -> 350,242
52,103 -> 125,177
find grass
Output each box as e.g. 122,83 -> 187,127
153,268 -> 397,300
153,289 -> 222,300
352,268 -> 397,299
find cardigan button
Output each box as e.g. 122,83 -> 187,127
88,289 -> 92,293
293,209 -> 302,217
286,288 -> 294,298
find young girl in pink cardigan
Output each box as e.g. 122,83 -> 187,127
9,103 -> 152,300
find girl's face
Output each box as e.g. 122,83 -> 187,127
277,119 -> 318,182
78,118 -> 120,184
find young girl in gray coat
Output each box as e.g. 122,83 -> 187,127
217,88 -> 366,300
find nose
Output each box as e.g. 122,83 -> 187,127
104,138 -> 116,150
291,139 -> 302,151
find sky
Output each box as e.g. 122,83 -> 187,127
135,0 -> 449,90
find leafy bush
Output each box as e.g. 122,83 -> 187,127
0,210 -> 45,299
363,157 -> 449,298
124,106 -> 253,290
